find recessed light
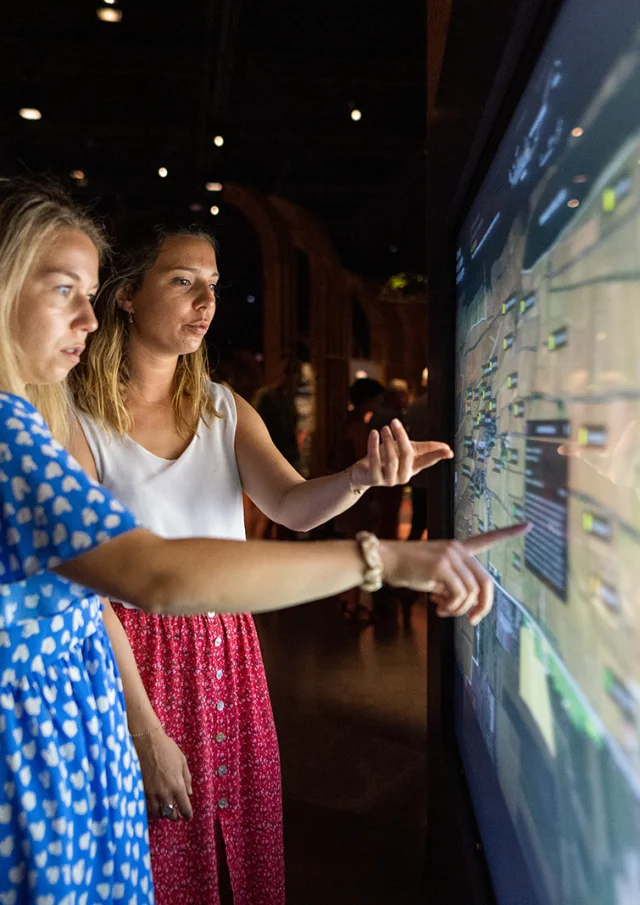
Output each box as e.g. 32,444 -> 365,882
205,182 -> 223,192
213,135 -> 224,147
97,8 -> 122,22
70,170 -> 85,180
158,167 -> 168,178
571,126 -> 584,138
567,198 -> 580,208
350,109 -> 362,121
19,108 -> 42,121
210,205 -> 220,216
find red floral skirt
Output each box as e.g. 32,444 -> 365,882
112,604 -> 285,905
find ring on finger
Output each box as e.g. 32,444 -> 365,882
160,803 -> 175,819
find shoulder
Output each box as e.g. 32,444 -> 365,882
206,380 -> 236,417
0,392 -> 48,432
0,393 -> 54,454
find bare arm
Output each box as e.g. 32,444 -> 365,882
234,392 -> 452,532
102,599 -> 159,734
54,523 -> 530,626
102,600 -> 193,821
64,411 -> 529,624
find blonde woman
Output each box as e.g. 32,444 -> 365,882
68,221 -> 527,905
0,179 -> 526,904
0,178 -> 155,903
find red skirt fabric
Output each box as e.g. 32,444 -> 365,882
112,604 -> 285,905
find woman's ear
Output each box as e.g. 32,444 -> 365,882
115,285 -> 133,313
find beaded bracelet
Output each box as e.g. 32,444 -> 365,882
355,531 -> 384,592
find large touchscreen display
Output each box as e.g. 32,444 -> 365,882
454,2 -> 640,903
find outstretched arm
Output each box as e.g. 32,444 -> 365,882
2,399 -> 527,628
55,523 -> 530,626
234,392 -> 452,532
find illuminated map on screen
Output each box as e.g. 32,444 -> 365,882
454,1 -> 640,903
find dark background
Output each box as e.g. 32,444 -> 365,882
4,0 -> 426,356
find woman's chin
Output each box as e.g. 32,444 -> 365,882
177,336 -> 204,355
50,361 -> 77,384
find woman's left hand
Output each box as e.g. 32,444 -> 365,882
350,419 -> 453,489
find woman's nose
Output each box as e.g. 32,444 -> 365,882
76,294 -> 99,333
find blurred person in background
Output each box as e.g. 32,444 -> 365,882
253,356 -> 301,539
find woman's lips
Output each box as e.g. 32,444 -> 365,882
185,323 -> 208,335
61,348 -> 82,364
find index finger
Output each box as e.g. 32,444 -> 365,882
463,522 -> 531,554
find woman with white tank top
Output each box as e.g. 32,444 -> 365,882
69,223 -> 454,905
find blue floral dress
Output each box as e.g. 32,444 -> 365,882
0,394 -> 154,904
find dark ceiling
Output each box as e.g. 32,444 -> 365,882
3,0 -> 426,281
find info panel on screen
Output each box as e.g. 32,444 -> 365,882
454,1 -> 640,903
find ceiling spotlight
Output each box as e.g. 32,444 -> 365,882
19,108 -> 42,121
189,203 -> 203,212
158,167 -> 168,178
571,126 -> 584,138
70,170 -> 85,180
567,198 -> 580,208
210,205 -> 220,216
205,182 -> 223,192
97,8 -> 122,22
104,0 -> 116,4
350,109 -> 362,122
213,135 -> 224,147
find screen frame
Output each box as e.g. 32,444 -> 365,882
425,1 -> 569,901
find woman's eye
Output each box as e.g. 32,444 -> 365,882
209,284 -> 218,292
56,285 -> 72,298
172,277 -> 191,287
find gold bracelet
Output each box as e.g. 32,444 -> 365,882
355,531 -> 384,592
130,723 -> 163,740
348,466 -> 364,496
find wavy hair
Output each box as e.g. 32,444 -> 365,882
0,177 -> 107,444
70,222 -> 220,437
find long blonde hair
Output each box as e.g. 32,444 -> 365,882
0,178 -> 107,444
71,224 -> 219,437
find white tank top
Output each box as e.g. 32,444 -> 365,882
76,382 -> 246,608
